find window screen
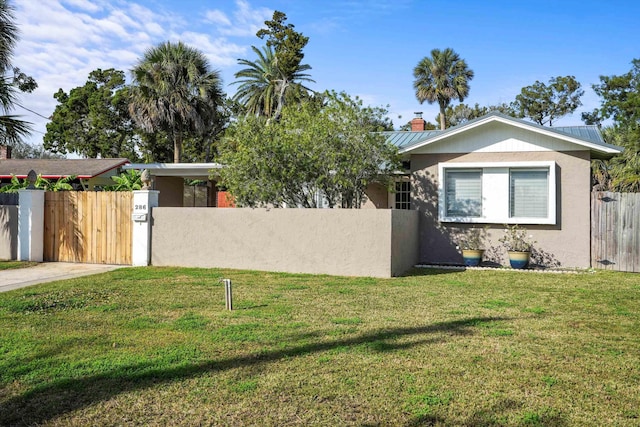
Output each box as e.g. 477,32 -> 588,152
510,169 -> 548,218
445,169 -> 482,217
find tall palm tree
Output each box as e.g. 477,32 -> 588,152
413,48 -> 474,130
232,45 -> 314,120
129,41 -> 224,163
232,45 -> 279,117
0,0 -> 32,146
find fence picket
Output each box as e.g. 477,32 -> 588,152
591,191 -> 640,272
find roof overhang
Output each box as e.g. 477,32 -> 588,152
123,162 -> 224,178
398,113 -> 623,158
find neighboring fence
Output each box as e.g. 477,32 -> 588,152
0,193 -> 19,205
0,205 -> 18,260
151,208 -> 419,277
44,191 -> 133,265
591,191 -> 639,272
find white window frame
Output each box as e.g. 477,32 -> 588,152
438,161 -> 556,225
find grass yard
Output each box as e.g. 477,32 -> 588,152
0,267 -> 638,426
0,260 -> 38,270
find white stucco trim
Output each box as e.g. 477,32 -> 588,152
437,160 -> 557,225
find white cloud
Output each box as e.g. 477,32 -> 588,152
205,9 -> 231,27
12,0 -> 266,148
205,0 -> 272,37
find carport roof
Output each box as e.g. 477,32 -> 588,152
123,162 -> 223,177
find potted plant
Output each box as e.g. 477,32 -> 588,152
499,224 -> 536,269
457,227 -> 487,267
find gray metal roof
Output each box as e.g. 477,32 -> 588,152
381,130 -> 441,149
552,126 -> 605,144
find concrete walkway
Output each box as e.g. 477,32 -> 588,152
0,262 -> 126,292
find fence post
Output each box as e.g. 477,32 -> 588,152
131,190 -> 159,266
17,189 -> 45,262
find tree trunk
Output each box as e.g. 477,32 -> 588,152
439,104 -> 446,130
173,132 -> 182,163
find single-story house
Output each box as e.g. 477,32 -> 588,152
364,112 -> 622,268
0,146 -> 129,190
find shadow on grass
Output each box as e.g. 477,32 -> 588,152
405,397 -> 567,426
0,317 -> 506,425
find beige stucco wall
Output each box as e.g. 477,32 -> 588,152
411,150 -> 592,268
151,208 -> 419,277
362,183 -> 390,209
0,205 -> 18,260
154,176 -> 184,207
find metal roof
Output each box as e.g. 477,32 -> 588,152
381,130 -> 441,149
552,126 -> 605,144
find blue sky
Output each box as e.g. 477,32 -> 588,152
13,0 -> 640,152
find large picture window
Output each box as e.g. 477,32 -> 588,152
438,161 -> 556,224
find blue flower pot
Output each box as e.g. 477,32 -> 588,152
508,251 -> 530,269
462,249 -> 484,267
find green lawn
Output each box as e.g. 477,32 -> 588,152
0,260 -> 37,270
0,267 -> 638,426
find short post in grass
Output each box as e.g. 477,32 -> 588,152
223,279 -> 233,310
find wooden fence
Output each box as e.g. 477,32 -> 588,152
591,191 -> 639,272
44,191 -> 133,265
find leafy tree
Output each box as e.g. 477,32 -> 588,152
10,143 -> 64,159
0,174 -> 74,193
104,169 -> 142,191
439,102 -> 517,127
0,0 -> 36,147
413,48 -> 474,130
511,76 -> 583,126
217,91 -> 400,208
44,68 -> 139,159
129,41 -> 224,163
584,60 -> 640,192
250,10 -> 314,120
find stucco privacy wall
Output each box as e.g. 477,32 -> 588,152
151,208 -> 419,277
411,150 -> 592,268
0,206 -> 18,260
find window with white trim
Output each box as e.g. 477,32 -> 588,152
438,161 -> 556,224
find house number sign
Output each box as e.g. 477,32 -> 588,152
134,204 -> 148,213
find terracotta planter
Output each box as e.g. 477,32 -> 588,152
462,249 -> 485,267
508,251 -> 530,269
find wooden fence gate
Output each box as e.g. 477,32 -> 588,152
591,191 -> 639,272
44,192 -> 133,265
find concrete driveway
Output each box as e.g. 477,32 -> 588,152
0,262 -> 125,292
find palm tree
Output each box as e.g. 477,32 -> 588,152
232,45 -> 314,120
413,48 -> 474,130
129,41 -> 224,163
0,0 -> 32,146
232,45 -> 279,117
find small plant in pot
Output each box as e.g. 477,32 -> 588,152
457,227 -> 487,267
499,224 -> 536,269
